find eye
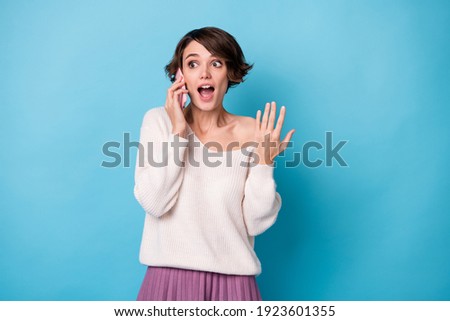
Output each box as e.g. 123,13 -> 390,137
212,60 -> 223,68
188,61 -> 198,68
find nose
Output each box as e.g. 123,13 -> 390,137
200,65 -> 211,79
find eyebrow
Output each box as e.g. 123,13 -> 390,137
184,53 -> 199,61
184,53 -> 220,61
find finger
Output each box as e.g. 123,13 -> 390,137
267,102 -> 276,132
174,73 -> 184,83
279,129 -> 296,153
173,88 -> 189,96
255,110 -> 261,131
172,89 -> 189,107
165,89 -> 173,109
168,79 -> 186,94
168,81 -> 185,91
273,106 -> 286,139
261,102 -> 270,131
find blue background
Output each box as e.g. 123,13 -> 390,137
1,0 -> 449,300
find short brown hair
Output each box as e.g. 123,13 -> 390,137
165,27 -> 253,90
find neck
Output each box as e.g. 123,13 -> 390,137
186,102 -> 231,136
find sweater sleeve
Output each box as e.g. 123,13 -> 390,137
241,163 -> 282,236
133,108 -> 189,217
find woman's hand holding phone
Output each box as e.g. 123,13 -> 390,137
175,68 -> 188,109
165,69 -> 189,137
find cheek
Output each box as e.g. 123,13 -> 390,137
218,74 -> 229,91
220,79 -> 229,93
183,78 -> 194,92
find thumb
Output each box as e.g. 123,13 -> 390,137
279,129 -> 295,153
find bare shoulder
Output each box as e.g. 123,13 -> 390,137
238,115 -> 256,129
233,115 -> 256,140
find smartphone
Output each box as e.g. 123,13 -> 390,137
175,68 -> 187,109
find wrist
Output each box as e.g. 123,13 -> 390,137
254,147 -> 274,165
256,160 -> 274,165
172,127 -> 187,138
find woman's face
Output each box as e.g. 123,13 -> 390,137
182,40 -> 228,111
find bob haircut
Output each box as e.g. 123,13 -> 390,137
165,27 -> 253,90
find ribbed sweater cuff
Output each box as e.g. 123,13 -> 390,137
247,163 -> 275,183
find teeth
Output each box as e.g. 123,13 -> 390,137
201,85 -> 211,89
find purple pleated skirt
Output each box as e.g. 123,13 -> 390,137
137,266 -> 262,301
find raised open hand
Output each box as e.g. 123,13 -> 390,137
253,102 -> 296,165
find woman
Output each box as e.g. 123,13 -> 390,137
134,27 -> 295,301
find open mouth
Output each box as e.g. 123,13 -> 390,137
197,85 -> 215,100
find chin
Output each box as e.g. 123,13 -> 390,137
192,100 -> 221,111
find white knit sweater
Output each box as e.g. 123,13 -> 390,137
134,107 -> 282,276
